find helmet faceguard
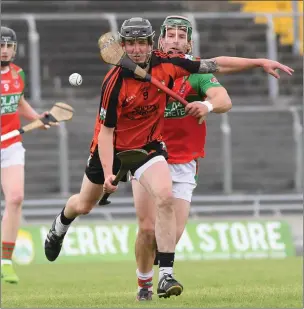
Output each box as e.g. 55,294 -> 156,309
158,15 -> 193,55
1,26 -> 17,67
119,17 -> 155,68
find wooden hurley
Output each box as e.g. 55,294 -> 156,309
1,102 -> 74,142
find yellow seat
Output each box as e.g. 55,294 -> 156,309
229,0 -> 303,54
298,1 -> 303,53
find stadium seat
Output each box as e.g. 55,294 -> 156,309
230,1 -> 303,54
2,0 -> 302,196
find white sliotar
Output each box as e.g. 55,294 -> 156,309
69,73 -> 83,86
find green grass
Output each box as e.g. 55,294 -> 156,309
1,257 -> 302,308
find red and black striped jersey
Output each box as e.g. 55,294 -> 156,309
90,50 -> 201,152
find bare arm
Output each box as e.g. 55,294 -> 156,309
98,125 -> 115,179
18,95 -> 40,121
185,86 -> 232,119
198,57 -> 294,78
198,57 -> 261,74
205,86 -> 232,114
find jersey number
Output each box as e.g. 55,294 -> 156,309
4,84 -> 9,92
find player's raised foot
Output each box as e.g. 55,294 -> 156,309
157,274 -> 183,298
1,263 -> 19,284
44,218 -> 66,262
136,288 -> 153,301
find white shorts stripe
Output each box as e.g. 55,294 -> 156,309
133,155 -> 166,181
1,142 -> 25,168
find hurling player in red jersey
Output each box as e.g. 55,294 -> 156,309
44,17 -> 294,299
1,26 -> 55,284
131,15 -> 233,300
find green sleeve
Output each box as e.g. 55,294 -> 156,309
189,73 -> 222,97
19,69 -> 25,83
18,69 -> 25,95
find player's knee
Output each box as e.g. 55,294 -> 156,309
6,192 -> 24,208
137,224 -> 156,246
138,221 -> 155,237
155,188 -> 174,210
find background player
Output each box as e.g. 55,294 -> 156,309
132,15 -> 234,301
1,26 -> 56,284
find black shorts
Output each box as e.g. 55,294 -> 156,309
85,140 -> 168,185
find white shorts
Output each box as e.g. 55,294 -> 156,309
1,142 -> 26,168
169,160 -> 198,203
133,155 -> 166,181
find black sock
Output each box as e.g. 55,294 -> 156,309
154,249 -> 159,266
60,208 -> 75,225
158,252 -> 175,268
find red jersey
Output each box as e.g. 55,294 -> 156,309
1,63 -> 25,149
90,51 -> 201,153
163,73 -> 222,164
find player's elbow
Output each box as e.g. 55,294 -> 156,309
212,89 -> 232,113
223,95 -> 232,112
219,88 -> 232,112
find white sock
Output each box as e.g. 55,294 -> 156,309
1,259 -> 12,265
159,267 -> 173,282
136,269 -> 154,292
54,214 -> 70,236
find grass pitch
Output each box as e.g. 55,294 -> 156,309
1,257 -> 302,308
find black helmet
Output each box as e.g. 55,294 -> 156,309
119,17 -> 155,69
119,17 -> 155,44
1,26 -> 17,43
1,26 -> 18,66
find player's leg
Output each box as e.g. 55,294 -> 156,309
154,197 -> 191,265
44,149 -> 105,262
1,142 -> 26,284
132,179 -> 156,301
44,174 -> 103,261
173,186 -> 192,241
172,160 -> 197,242
134,156 -> 183,298
154,161 -> 196,265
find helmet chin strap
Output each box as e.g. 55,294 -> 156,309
138,62 -> 148,69
1,60 -> 11,67
139,51 -> 153,68
128,48 -> 153,69
167,50 -> 183,54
